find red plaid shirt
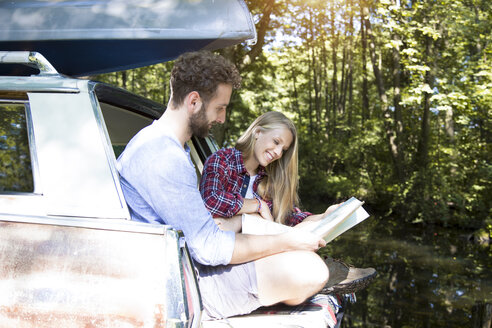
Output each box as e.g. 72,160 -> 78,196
199,147 -> 311,226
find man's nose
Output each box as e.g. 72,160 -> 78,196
216,111 -> 226,124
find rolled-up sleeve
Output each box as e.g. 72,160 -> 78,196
284,207 -> 312,227
200,152 -> 243,218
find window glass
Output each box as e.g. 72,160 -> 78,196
0,103 -> 34,192
112,145 -> 126,159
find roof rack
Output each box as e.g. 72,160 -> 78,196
0,51 -> 59,76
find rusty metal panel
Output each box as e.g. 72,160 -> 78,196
0,220 -> 185,327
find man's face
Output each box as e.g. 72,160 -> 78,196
189,83 -> 232,138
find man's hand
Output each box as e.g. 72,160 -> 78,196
279,229 -> 326,252
230,227 -> 325,264
214,216 -> 242,232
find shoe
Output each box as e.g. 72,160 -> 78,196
320,257 -> 377,295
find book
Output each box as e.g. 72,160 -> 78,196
241,197 -> 370,244
308,197 -> 369,243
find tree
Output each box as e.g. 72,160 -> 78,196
94,0 -> 491,230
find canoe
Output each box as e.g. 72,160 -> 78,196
0,0 -> 256,76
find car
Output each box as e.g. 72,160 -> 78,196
0,1 -> 341,327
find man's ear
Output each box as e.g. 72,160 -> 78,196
186,91 -> 202,114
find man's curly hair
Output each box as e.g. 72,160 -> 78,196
170,51 -> 241,108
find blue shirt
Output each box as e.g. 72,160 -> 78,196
116,119 -> 235,266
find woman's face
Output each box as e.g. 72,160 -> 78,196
253,126 -> 293,167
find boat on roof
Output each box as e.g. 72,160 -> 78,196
0,0 -> 256,76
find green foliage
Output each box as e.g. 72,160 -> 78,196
0,104 -> 34,192
95,0 -> 491,230
93,62 -> 174,106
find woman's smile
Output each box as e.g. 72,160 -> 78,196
265,151 -> 274,163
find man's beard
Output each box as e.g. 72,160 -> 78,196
189,102 -> 210,138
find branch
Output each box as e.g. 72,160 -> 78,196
244,0 -> 276,66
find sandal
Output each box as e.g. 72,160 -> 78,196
321,257 -> 377,295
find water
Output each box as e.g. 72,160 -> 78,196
319,216 -> 492,327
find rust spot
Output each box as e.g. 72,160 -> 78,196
153,304 -> 166,328
0,305 -> 146,327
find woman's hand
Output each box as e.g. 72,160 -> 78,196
258,199 -> 274,221
299,202 -> 343,224
239,198 -> 274,221
324,203 -> 342,215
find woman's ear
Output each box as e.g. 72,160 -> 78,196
254,128 -> 261,140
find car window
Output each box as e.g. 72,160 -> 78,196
95,91 -> 213,182
98,102 -> 153,158
0,103 -> 34,193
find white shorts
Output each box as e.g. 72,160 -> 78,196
195,261 -> 261,320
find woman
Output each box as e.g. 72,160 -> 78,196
200,111 -> 377,294
199,111 -> 336,229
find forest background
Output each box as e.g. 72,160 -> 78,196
96,0 -> 491,236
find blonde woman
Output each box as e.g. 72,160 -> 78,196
200,111 -> 377,295
199,111 -> 337,229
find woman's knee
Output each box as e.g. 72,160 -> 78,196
279,251 -> 328,289
300,251 -> 328,287
282,252 -> 328,304
256,251 -> 327,306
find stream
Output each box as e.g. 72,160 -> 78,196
319,216 -> 492,327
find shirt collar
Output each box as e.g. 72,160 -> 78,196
232,148 -> 247,174
257,165 -> 266,176
233,147 -> 266,177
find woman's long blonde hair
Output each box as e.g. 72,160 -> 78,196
236,111 -> 299,224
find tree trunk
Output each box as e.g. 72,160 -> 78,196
347,0 -> 354,132
484,303 -> 492,328
360,0 -> 369,123
339,45 -> 348,116
312,46 -> 322,129
323,40 -> 331,137
445,107 -> 454,141
324,43 -> 330,136
291,68 -> 302,125
162,70 -> 168,106
330,3 -> 338,135
473,301 -> 492,328
121,71 -> 127,89
416,35 -> 433,173
308,44 -> 314,134
362,4 -> 402,181
391,12 -> 405,182
348,64 -> 354,132
131,70 -> 135,92
243,0 -> 275,67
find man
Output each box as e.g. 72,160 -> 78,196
117,51 -> 329,319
